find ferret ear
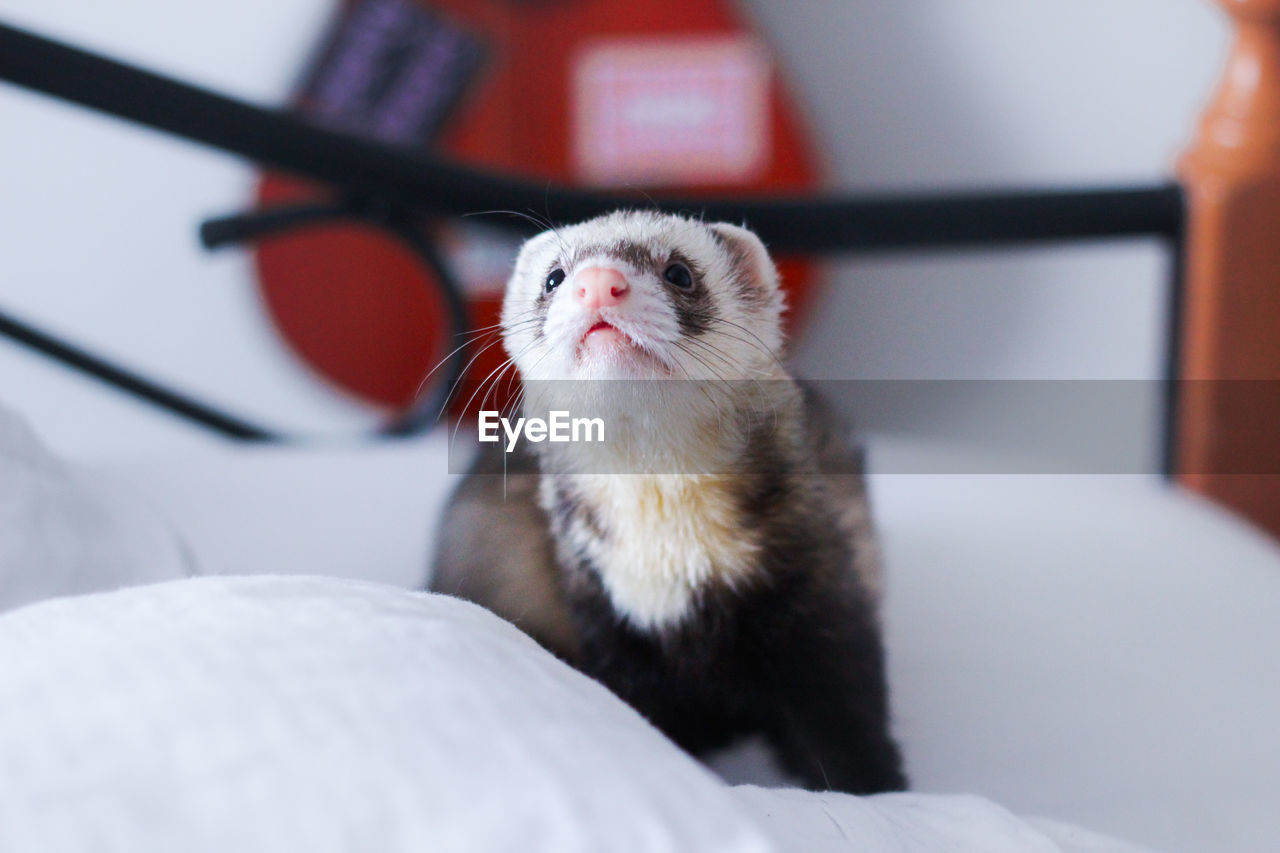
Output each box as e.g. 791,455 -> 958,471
707,222 -> 780,296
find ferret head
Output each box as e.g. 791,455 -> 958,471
501,211 -> 786,382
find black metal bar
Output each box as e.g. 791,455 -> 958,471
198,201 -> 352,248
1161,225 -> 1189,479
378,221 -> 473,437
0,308 -> 278,441
198,197 -> 472,436
0,21 -> 1184,253
0,19 -> 1194,449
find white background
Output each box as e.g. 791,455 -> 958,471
0,0 -> 1228,460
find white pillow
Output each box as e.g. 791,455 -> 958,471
0,575 -> 770,853
0,403 -> 189,612
97,436 -> 453,588
732,786 -> 1154,853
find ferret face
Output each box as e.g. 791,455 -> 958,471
501,211 -> 786,382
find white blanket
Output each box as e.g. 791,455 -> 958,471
0,576 -> 1150,853
0,401 -> 1174,851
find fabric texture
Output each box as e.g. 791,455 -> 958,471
91,435 -> 1280,852
733,786 -> 1154,853
0,576 -> 768,853
0,575 -> 1152,853
0,403 -> 188,613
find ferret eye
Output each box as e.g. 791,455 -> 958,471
663,262 -> 693,289
545,268 -> 566,293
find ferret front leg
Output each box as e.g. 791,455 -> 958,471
765,631 -> 907,794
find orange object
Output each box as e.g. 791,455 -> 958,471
253,0 -> 824,415
1177,0 -> 1280,536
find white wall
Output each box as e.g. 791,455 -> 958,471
0,0 -> 1229,460
0,0 -> 360,459
748,0 -> 1227,378
739,0 -> 1227,467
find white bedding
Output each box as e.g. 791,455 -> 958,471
4,406 -> 1279,851
0,405 -> 189,610
0,577 -> 767,853
0,576 -> 1148,853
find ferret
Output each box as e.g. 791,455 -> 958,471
431,210 -> 906,794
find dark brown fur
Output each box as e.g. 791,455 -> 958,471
431,385 -> 906,793
433,211 -> 903,793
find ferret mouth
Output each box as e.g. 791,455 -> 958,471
578,319 -> 634,351
575,320 -> 671,375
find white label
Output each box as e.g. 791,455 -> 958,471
573,36 -> 772,186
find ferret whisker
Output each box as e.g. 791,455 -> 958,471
681,336 -> 775,423
510,342 -> 557,399
461,316 -> 531,337
413,329 -> 499,400
696,326 -> 788,392
705,317 -> 787,371
449,316 -> 541,366
522,207 -> 569,253
460,315 -> 539,345
433,332 -> 505,408
697,322 -> 774,361
679,329 -> 782,438
463,208 -> 571,259
451,354 -> 519,451
413,313 -> 544,405
685,310 -> 779,362
673,340 -> 728,382
435,333 -> 521,422
503,382 -> 527,424
479,362 -> 519,434
671,342 -> 732,436
625,184 -> 662,215
464,208 -> 549,235
538,184 -> 565,252
679,336 -> 740,376
467,331 -> 550,433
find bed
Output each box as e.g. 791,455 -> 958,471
2,3 -> 1280,851
2,404 -> 1278,853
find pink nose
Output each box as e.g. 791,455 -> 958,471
575,267 -> 630,309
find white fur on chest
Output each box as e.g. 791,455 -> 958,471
554,474 -> 762,631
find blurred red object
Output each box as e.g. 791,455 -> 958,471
254,0 -> 824,415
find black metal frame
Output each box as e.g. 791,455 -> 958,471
0,21 -> 1187,464
199,197 -> 473,439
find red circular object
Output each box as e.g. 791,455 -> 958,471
254,175 -> 453,409
254,0 -> 826,415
